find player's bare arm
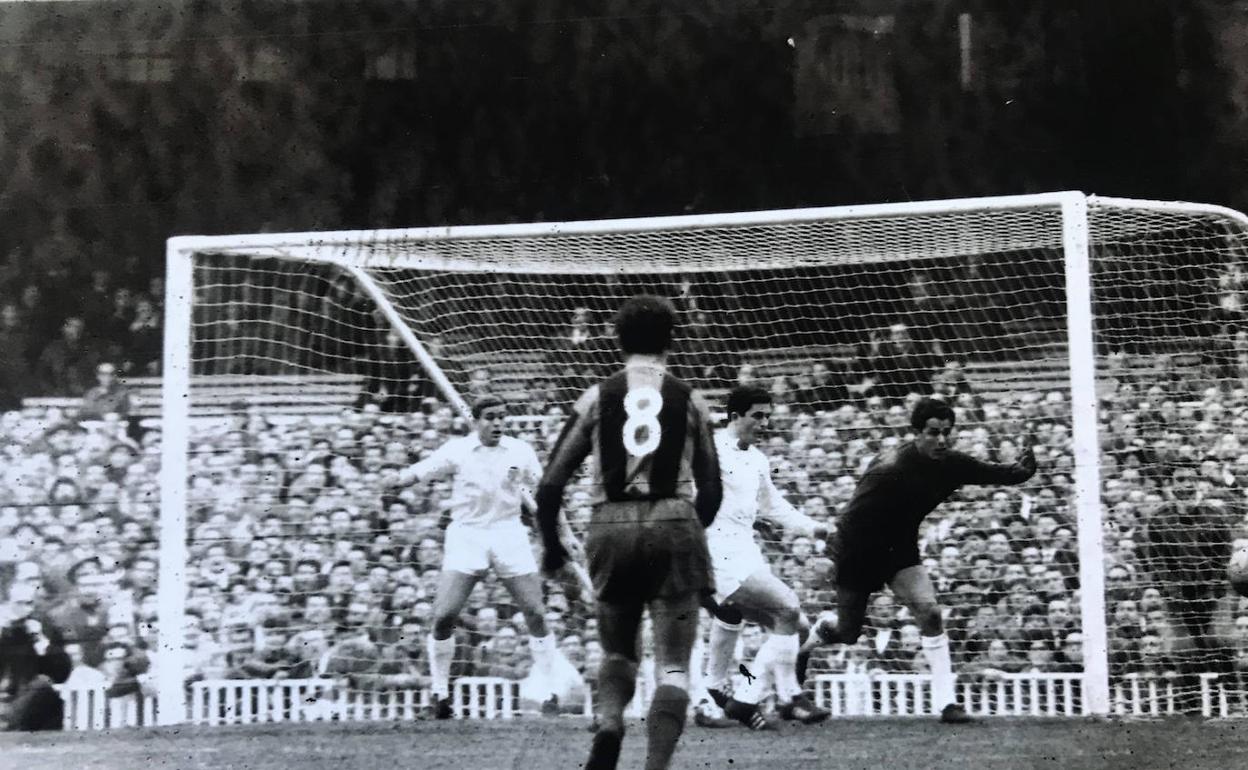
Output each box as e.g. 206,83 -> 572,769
535,387 -> 597,574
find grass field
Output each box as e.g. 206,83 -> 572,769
5,717 -> 1248,770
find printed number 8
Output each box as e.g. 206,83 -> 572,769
623,386 -> 663,458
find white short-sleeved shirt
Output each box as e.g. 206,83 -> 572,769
410,434 -> 542,527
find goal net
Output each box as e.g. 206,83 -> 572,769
153,192 -> 1248,725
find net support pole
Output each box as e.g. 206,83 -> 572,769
341,264 -> 472,420
155,239 -> 194,726
1061,193 -> 1110,716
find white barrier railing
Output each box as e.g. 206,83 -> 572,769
53,672 -> 1248,729
1198,672 -> 1248,719
56,686 -> 159,730
811,672 -> 1226,718
189,678 -> 433,725
812,673 -> 1087,717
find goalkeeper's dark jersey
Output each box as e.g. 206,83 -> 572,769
836,442 -> 1036,552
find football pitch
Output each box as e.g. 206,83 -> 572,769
5,717 -> 1248,770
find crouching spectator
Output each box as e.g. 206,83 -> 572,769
1,583 -> 71,731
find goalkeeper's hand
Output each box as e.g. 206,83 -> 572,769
1019,433 -> 1038,476
541,540 -> 571,577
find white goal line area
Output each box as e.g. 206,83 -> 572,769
142,190 -> 1248,727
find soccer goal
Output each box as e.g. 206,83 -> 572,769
154,192 -> 1248,725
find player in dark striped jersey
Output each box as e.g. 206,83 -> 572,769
798,397 -> 1036,723
536,294 -> 722,770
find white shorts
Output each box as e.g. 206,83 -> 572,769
441,519 -> 539,579
707,533 -> 770,605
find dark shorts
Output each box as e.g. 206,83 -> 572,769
585,498 -> 712,604
832,535 -> 921,594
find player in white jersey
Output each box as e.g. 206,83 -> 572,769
699,386 -> 831,728
396,394 -> 561,719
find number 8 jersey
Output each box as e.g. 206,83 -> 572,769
542,355 -> 721,520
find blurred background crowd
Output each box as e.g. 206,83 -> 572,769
5,317 -> 1248,715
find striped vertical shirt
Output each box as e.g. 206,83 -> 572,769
535,355 -> 722,542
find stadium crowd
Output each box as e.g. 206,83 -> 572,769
5,328 -> 1248,729
0,266 -> 165,411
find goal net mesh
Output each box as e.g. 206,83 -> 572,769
168,197 -> 1248,718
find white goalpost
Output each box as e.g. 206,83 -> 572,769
152,191 -> 1248,725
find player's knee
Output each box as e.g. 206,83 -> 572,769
824,615 -> 863,645
773,602 -> 801,632
431,613 -> 458,638
712,602 -> 744,627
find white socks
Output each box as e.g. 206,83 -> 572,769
528,633 -> 558,699
922,632 -> 956,712
734,634 -> 782,705
706,618 -> 743,686
529,632 -> 556,667
769,633 -> 802,702
427,634 -> 457,699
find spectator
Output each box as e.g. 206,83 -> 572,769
47,559 -> 110,667
1023,638 -> 1058,673
1053,631 -> 1085,673
61,641 -> 107,689
474,625 -> 527,680
965,638 -> 1028,679
860,322 -> 940,404
555,307 -> 612,405
1131,633 -> 1180,679
0,302 -> 33,410
521,377 -> 556,417
905,269 -> 957,356
99,641 -> 152,701
1,582 -> 71,731
125,297 -> 161,375
229,618 -> 311,680
80,270 -> 115,333
78,363 -> 134,423
793,360 -> 849,411
352,618 -> 427,691
16,283 -> 56,348
1141,464 -> 1233,652
674,308 -> 732,390
359,327 -> 429,414
36,316 -> 99,396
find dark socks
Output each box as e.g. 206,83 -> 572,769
643,684 -> 690,770
585,656 -> 637,770
585,731 -> 624,770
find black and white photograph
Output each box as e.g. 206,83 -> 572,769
3,1 -> 1248,768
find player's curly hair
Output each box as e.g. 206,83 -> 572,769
726,386 -> 771,421
910,397 -> 956,430
615,294 -> 677,356
471,394 -> 507,419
